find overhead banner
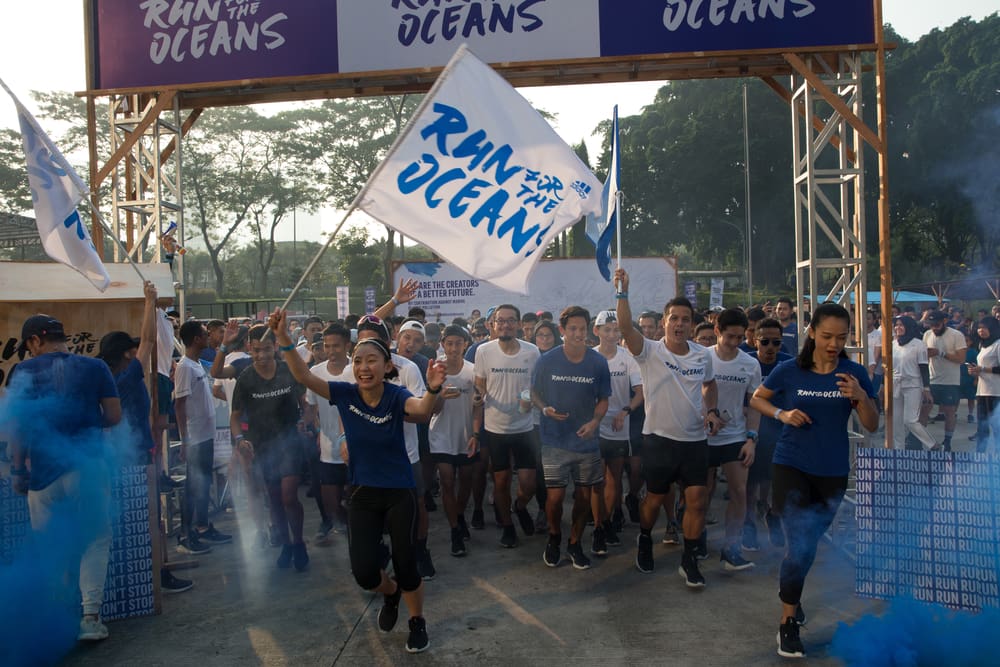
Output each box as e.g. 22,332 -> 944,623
391,256 -> 676,321
88,0 -> 877,90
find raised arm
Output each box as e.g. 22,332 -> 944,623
374,278 -> 420,321
135,280 -> 157,369
268,308 -> 332,400
613,267 -> 644,356
210,320 -> 241,379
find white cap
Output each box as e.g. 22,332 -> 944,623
594,310 -> 617,327
398,320 -> 425,335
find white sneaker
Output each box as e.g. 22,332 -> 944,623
78,616 -> 109,641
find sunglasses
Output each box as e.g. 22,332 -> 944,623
757,338 -> 783,346
358,315 -> 383,325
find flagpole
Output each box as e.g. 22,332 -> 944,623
78,197 -> 149,283
615,189 -> 623,293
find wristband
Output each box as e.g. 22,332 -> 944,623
391,297 -> 399,306
337,434 -> 347,444
279,343 -> 295,352
427,385 -> 442,395
774,408 -> 783,420
219,344 -> 229,354
615,292 -> 628,299
622,406 -> 632,415
707,408 -> 721,418
470,433 -> 479,440
234,435 -> 245,444
746,430 -> 758,441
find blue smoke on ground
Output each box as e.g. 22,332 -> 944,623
834,442 -> 1000,667
832,597 -> 1000,667
0,374 -> 139,666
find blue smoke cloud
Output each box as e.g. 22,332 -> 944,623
0,369 -> 144,666
832,597 -> 1000,666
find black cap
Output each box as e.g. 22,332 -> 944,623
19,314 -> 66,353
926,310 -> 948,322
97,331 -> 140,362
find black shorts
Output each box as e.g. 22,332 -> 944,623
599,437 -> 631,460
748,438 -> 776,484
707,442 -> 744,468
157,374 -> 174,415
430,452 -> 480,467
483,430 -> 537,472
253,436 -> 305,485
318,462 -> 348,486
641,435 -> 709,494
930,384 -> 960,407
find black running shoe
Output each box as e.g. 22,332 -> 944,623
276,544 -> 293,569
457,514 -> 471,540
451,528 -> 467,557
499,524 -> 517,548
471,508 -> 485,530
417,548 -> 436,581
766,511 -> 785,548
662,521 -> 680,545
678,555 -> 706,588
636,534 -> 654,573
604,521 -> 622,547
591,527 -> 608,556
625,494 -> 640,524
514,503 -> 535,536
177,533 -> 212,555
543,539 -> 561,567
378,580 -> 402,632
406,616 -> 430,653
777,617 -> 805,658
720,545 -> 755,571
794,603 -> 807,627
199,524 -> 232,544
293,542 -> 309,572
160,569 -> 193,594
566,541 -> 592,570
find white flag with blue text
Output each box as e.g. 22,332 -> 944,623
358,45 -> 603,295
4,84 -> 110,291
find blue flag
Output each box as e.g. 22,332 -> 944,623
585,106 -> 619,282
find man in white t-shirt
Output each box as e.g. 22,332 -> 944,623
593,310 -> 643,537
706,309 -> 761,572
474,304 -> 541,549
921,310 -> 967,451
615,268 -> 723,588
305,323 -> 353,542
174,320 -> 231,554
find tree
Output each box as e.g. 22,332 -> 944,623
0,128 -> 31,213
285,95 -> 422,294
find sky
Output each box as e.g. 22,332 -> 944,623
0,1 -> 996,243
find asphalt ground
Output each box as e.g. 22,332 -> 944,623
61,414 -> 978,666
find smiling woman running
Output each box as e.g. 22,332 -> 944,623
268,308 -> 446,654
749,303 -> 878,660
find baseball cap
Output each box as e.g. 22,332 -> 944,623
594,310 -> 617,327
926,310 -> 948,322
18,314 -> 66,353
398,320 -> 426,336
97,331 -> 140,362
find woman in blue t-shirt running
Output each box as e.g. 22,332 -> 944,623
750,303 -> 878,659
269,309 -> 446,654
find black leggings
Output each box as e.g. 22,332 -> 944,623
348,486 -> 421,592
771,464 -> 847,606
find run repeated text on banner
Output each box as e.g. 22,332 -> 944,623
358,45 -> 603,295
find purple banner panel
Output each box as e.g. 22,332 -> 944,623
600,0 -> 876,57
91,0 -> 339,89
